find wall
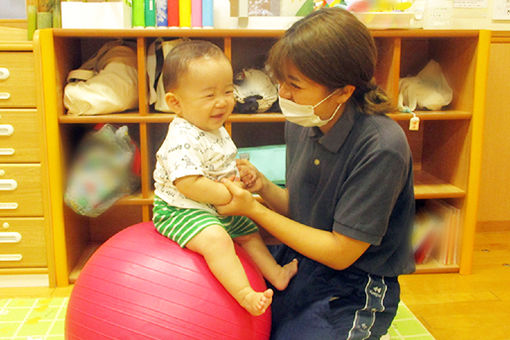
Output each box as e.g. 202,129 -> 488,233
477,38 -> 510,227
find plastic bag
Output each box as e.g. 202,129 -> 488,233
64,40 -> 138,115
64,124 -> 141,217
398,59 -> 453,111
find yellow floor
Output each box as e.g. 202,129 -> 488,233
400,229 -> 510,340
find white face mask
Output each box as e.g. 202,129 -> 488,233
278,91 -> 342,127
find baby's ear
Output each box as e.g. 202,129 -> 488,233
165,92 -> 181,114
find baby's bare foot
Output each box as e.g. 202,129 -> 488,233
239,288 -> 273,316
271,259 -> 298,291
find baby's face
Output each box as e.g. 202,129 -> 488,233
172,56 -> 235,131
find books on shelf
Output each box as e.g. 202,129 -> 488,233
168,0 -> 179,27
412,200 -> 461,266
133,0 -> 145,28
156,0 -> 168,27
145,0 -> 157,28
179,0 -> 191,27
130,0 -> 211,28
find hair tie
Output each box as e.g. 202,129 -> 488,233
367,80 -> 378,91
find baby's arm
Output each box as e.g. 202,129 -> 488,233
175,175 -> 234,205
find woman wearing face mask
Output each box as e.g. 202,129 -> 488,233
216,7 -> 415,340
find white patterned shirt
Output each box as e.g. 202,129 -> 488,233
154,117 -> 238,215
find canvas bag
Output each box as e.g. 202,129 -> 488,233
146,38 -> 187,112
64,40 -> 138,115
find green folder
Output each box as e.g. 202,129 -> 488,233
237,144 -> 286,186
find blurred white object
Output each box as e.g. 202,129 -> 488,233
354,12 -> 420,29
423,0 -> 453,29
213,0 -> 299,29
61,1 -> 132,29
398,60 -> 453,111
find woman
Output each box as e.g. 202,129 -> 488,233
216,7 -> 415,340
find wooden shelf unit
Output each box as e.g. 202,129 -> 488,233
34,28 -> 489,286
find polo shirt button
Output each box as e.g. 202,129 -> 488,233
314,159 -> 320,166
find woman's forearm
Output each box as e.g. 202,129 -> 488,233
248,202 -> 369,270
257,176 -> 290,216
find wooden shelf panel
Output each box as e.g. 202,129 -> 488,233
68,243 -> 100,283
59,113 -> 148,124
388,110 -> 471,121
59,111 -> 470,124
115,170 -> 464,207
52,28 -> 480,39
117,193 -> 153,205
414,260 -> 459,274
414,170 -> 465,199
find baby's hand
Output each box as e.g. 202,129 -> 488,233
226,174 -> 246,189
237,160 -> 258,190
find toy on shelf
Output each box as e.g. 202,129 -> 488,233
233,68 -> 278,113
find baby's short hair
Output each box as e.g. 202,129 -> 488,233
163,40 -> 227,91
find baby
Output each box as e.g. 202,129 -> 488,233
152,40 -> 298,316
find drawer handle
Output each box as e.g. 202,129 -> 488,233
0,148 -> 15,156
0,124 -> 14,136
0,68 -> 9,80
0,92 -> 10,100
0,202 -> 18,210
0,179 -> 17,191
0,232 -> 21,243
0,254 -> 22,262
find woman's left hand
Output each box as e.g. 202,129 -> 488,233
214,178 -> 258,217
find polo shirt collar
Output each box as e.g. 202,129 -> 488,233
307,101 -> 358,153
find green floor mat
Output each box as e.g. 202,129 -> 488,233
0,298 -> 433,339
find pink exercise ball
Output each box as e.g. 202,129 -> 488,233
65,222 -> 271,339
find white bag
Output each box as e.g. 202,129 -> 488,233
146,38 -> 187,112
64,40 -> 138,115
398,59 -> 453,111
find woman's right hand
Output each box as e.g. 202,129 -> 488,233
215,178 -> 259,218
236,159 -> 266,193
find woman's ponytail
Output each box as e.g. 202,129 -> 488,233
359,79 -> 395,115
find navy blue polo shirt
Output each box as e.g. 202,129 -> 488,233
285,102 -> 415,277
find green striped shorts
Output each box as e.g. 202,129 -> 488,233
153,196 -> 259,247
